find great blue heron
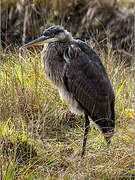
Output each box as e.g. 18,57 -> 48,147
20,25 -> 115,157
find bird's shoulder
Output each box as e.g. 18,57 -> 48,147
75,39 -> 105,66
63,42 -> 82,63
64,39 -> 107,77
64,39 -> 95,59
64,39 -> 106,70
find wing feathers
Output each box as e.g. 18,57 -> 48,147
63,42 -> 114,118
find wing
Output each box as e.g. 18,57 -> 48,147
64,42 -> 114,118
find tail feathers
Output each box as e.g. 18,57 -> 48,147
88,100 -> 115,138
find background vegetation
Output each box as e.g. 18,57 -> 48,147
1,0 -> 135,179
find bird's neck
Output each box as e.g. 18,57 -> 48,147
41,42 -> 69,87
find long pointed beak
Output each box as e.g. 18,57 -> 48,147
20,36 -> 51,49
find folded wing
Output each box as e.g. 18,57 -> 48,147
64,41 -> 115,120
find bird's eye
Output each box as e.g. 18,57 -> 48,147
50,33 -> 55,37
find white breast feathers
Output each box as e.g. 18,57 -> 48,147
58,87 -> 84,115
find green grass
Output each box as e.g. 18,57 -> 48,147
0,43 -> 134,179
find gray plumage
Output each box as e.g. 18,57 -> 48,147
21,25 -> 115,157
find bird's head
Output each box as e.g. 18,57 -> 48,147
20,26 -> 73,49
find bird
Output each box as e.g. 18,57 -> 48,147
20,25 -> 115,157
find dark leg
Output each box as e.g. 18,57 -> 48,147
105,136 -> 111,146
81,112 -> 90,157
